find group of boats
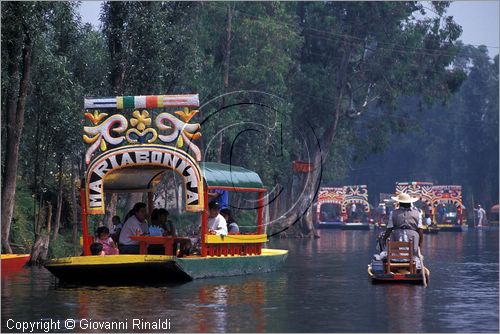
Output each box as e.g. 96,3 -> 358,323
315,181 -> 495,233
1,93 -> 494,288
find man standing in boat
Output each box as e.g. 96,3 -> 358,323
382,193 -> 423,253
474,204 -> 487,227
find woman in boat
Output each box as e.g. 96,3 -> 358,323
118,202 -> 148,254
382,193 -> 423,254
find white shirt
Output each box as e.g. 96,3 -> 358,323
208,214 -> 228,235
119,215 -> 143,245
351,204 -> 357,213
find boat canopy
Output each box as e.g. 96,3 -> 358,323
201,162 -> 264,190
99,162 -> 265,192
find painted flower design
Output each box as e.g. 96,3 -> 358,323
130,110 -> 151,131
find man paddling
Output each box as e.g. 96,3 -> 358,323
382,193 -> 423,254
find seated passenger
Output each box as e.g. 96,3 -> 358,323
382,193 -> 423,255
208,201 -> 228,235
119,202 -> 147,254
95,226 -> 119,255
152,208 -> 176,237
110,215 -> 123,242
90,242 -> 105,256
220,208 -> 239,234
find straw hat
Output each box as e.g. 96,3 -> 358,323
391,193 -> 419,203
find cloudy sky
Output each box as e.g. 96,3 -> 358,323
79,1 -> 499,58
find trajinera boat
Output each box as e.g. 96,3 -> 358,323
316,185 -> 371,230
44,94 -> 287,285
368,233 -> 430,284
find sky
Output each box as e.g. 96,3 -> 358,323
79,1 -> 499,58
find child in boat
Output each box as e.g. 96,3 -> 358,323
90,242 -> 105,256
95,226 -> 119,255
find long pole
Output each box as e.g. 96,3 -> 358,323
471,193 -> 476,227
417,246 -> 427,287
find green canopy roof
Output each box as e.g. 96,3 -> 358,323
201,162 -> 264,189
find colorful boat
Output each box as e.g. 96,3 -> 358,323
342,185 -> 371,230
368,239 -> 430,285
431,185 -> 467,232
316,187 -> 344,229
1,254 -> 30,274
44,94 -> 287,285
316,185 -> 371,230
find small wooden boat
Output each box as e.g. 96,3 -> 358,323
368,240 -> 430,285
1,254 -> 30,273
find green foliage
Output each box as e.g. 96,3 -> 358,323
10,179 -> 35,251
48,233 -> 80,258
3,1 -> 497,250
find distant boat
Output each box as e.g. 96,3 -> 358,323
422,225 -> 439,234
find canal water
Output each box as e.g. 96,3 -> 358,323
2,229 -> 498,333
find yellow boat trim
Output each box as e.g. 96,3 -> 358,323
46,255 -> 174,266
1,254 -> 30,260
204,234 -> 268,244
46,249 -> 287,266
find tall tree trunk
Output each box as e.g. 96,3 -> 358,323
29,201 -> 52,265
52,159 -> 64,242
108,2 -> 126,95
1,32 -> 32,253
215,3 -> 234,162
46,200 -> 53,236
285,43 -> 353,238
70,163 -> 79,244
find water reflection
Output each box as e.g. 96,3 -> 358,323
1,231 -> 498,333
194,280 -> 268,332
384,285 -> 425,332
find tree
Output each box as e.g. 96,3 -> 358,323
287,1 -> 464,236
1,2 -> 45,253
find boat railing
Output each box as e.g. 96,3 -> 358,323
204,233 -> 267,256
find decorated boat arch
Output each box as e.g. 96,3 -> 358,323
45,94 -> 287,285
395,181 -> 434,208
316,185 -> 371,229
342,185 -> 370,220
316,187 -> 345,224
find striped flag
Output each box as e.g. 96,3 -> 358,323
84,94 -> 199,109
